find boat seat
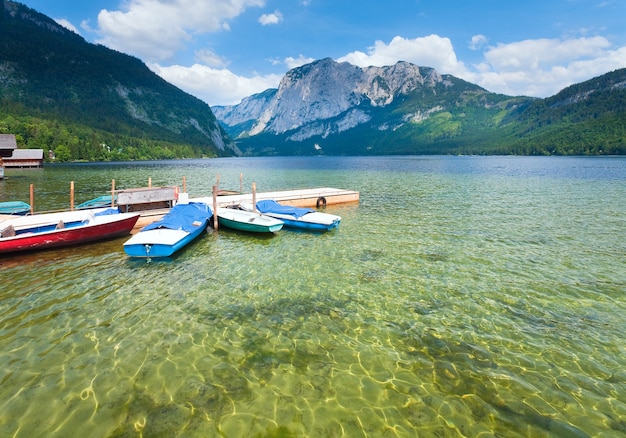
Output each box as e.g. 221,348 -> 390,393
56,220 -> 65,229
1,225 -> 15,238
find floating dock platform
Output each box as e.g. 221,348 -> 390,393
133,187 -> 359,230
194,187 -> 359,208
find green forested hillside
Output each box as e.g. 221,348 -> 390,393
497,69 -> 626,155
0,0 -> 236,161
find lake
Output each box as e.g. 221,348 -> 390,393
1,156 -> 625,437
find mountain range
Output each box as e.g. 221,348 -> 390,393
1,0 -> 625,160
213,58 -> 626,156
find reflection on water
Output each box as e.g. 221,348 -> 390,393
1,156 -> 625,437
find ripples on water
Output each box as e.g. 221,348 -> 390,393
0,156 -> 625,437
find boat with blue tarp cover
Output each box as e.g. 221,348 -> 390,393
241,199 -> 341,231
123,202 -> 212,258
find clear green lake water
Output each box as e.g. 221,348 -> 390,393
0,156 -> 625,437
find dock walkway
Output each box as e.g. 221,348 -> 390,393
193,187 -> 359,208
134,187 -> 358,230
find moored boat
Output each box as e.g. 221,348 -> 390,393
241,200 -> 341,231
123,202 -> 212,258
0,201 -> 31,216
0,208 -> 140,254
76,195 -> 116,209
215,207 -> 283,233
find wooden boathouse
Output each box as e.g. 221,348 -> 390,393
0,134 -> 44,168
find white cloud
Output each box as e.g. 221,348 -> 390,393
54,18 -> 80,34
472,36 -> 626,96
95,0 -> 265,62
338,35 -> 468,77
469,34 -> 488,50
285,55 -> 315,69
194,49 -> 229,68
150,63 -> 282,106
484,37 -> 611,70
259,10 -> 283,26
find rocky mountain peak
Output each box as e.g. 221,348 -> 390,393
213,58 -> 451,138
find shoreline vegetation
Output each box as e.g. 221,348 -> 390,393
1,111 -> 625,163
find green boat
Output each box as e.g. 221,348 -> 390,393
216,207 -> 283,233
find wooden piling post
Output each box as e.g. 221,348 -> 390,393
30,184 -> 34,214
111,179 -> 115,207
212,185 -> 218,230
70,181 -> 75,210
252,182 -> 257,212
182,176 -> 187,193
148,177 -> 152,188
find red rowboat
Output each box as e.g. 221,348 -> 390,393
0,208 -> 140,254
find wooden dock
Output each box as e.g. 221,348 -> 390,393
133,187 -> 359,230
193,187 -> 359,208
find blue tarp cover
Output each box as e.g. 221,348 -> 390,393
143,202 -> 212,232
256,200 -> 314,218
94,208 -> 120,216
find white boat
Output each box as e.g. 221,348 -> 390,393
216,207 -> 283,233
240,200 -> 341,231
123,202 -> 212,258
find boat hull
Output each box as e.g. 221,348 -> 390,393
123,202 -> 212,258
0,212 -> 140,254
123,224 -> 207,257
273,216 -> 340,231
216,208 -> 283,233
240,201 -> 341,232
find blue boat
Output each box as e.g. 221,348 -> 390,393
242,200 -> 341,231
76,195 -> 116,209
0,201 -> 31,215
123,202 -> 212,258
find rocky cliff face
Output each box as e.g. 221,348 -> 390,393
212,58 -> 454,141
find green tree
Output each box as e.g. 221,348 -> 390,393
54,144 -> 71,162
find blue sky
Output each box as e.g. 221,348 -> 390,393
19,0 -> 626,106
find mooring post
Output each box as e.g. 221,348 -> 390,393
212,185 -> 218,230
30,184 -> 34,214
148,177 -> 152,188
70,181 -> 75,211
252,182 -> 257,212
182,176 -> 187,193
111,179 -> 115,207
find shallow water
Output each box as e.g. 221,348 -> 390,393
1,156 -> 625,437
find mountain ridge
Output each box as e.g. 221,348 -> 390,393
213,58 -> 626,156
1,0 -> 238,160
